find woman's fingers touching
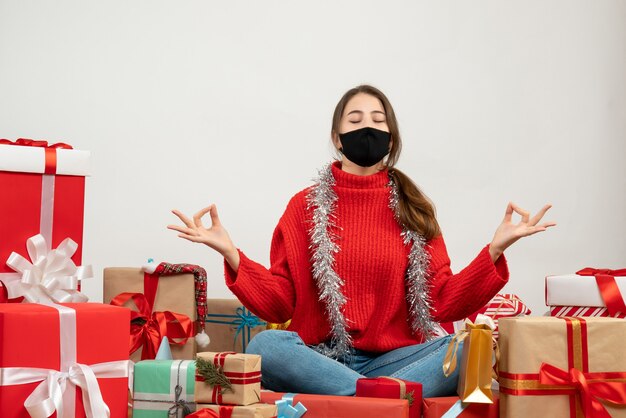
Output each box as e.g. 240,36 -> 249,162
193,206 -> 212,228
510,203 -> 530,224
209,204 -> 222,227
528,204 -> 553,226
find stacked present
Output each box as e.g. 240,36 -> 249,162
0,139 -> 133,417
132,351 -> 278,418
103,262 -> 209,361
546,268 -> 626,318
438,293 -> 531,339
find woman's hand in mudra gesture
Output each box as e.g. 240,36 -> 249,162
168,205 -> 240,269
489,202 -> 556,262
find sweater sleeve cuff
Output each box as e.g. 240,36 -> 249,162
224,248 -> 245,287
484,244 -> 509,283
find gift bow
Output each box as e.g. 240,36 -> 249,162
232,306 -> 265,347
1,361 -> 130,418
576,268 -> 626,315
275,393 -> 307,418
539,362 -> 626,418
0,138 -> 73,149
167,384 -> 193,417
443,314 -> 497,377
110,292 -> 193,359
204,306 -> 266,352
4,234 -> 91,304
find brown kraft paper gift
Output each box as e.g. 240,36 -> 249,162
195,351 -> 262,406
202,299 -> 266,353
103,267 -> 196,361
498,316 -> 626,417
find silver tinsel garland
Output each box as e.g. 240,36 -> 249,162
306,164 -> 437,360
306,164 -> 352,360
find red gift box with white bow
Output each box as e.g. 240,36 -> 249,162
0,138 -> 90,301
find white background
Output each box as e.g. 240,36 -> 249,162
1,1 -> 625,316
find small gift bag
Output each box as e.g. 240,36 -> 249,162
194,352 -> 261,406
443,315 -> 496,404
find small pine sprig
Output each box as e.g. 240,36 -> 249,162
195,357 -> 233,394
403,390 -> 415,407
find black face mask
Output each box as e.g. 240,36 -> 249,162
338,127 -> 391,168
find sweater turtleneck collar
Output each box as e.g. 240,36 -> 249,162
330,160 -> 389,189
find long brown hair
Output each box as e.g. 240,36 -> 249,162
331,85 -> 441,240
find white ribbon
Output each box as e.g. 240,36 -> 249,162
3,234 -> 92,304
0,305 -> 131,418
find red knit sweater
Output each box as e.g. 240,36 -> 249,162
225,162 -> 509,353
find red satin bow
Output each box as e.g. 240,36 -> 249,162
539,362 -> 626,418
0,138 -> 73,149
576,268 -> 626,315
110,292 -> 193,360
577,268 -> 626,277
186,409 -> 220,418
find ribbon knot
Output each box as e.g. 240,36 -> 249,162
539,363 -> 626,418
111,292 -> 193,359
4,234 -> 92,304
275,393 -> 307,418
167,384 -> 192,417
576,268 -> 626,277
0,138 -> 73,149
575,267 -> 626,316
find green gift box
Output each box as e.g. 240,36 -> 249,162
132,360 -> 197,418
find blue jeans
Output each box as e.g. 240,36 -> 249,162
246,330 -> 462,397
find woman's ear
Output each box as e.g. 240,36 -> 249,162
332,131 -> 341,150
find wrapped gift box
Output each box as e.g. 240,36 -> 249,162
196,403 -> 276,418
132,359 -> 196,418
498,316 -> 626,417
355,377 -> 421,418
260,391 -> 409,418
549,305 -> 626,318
0,139 -> 89,296
104,265 -> 197,361
203,299 -> 266,353
422,395 -> 499,418
438,294 -> 530,339
546,269 -> 626,315
195,352 -> 261,405
0,303 -> 131,418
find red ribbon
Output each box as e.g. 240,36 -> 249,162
576,268 -> 626,316
186,409 -> 219,418
194,352 -> 262,405
0,138 -> 73,174
539,363 -> 626,418
110,291 -> 193,360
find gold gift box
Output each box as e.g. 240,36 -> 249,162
103,267 -> 197,361
196,403 -> 276,418
195,352 -> 262,406
498,316 -> 626,417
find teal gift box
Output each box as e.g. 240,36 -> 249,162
132,360 -> 196,418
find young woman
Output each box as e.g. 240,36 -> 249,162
168,85 -> 555,397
